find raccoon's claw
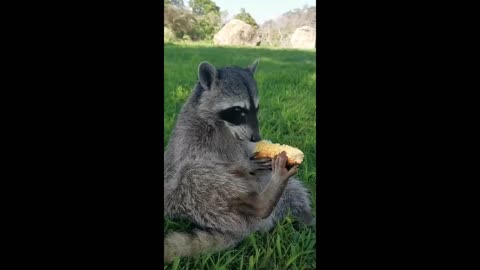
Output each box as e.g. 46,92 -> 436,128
250,158 -> 272,171
249,151 -> 272,170
254,158 -> 271,163
249,152 -> 260,159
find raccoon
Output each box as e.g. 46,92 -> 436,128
163,60 -> 314,263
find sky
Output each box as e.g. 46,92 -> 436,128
213,0 -> 316,25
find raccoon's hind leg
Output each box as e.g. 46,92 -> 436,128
164,163 -> 252,262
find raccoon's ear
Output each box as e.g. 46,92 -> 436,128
198,61 -> 217,90
248,59 -> 259,75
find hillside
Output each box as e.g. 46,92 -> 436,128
259,5 -> 316,47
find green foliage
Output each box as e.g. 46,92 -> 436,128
164,43 -> 316,269
165,0 -> 221,41
195,12 -> 221,40
164,27 -> 176,42
189,0 -> 220,16
164,4 -> 197,39
234,8 -> 258,28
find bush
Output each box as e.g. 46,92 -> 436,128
164,27 -> 176,42
165,0 -> 221,42
234,8 -> 258,28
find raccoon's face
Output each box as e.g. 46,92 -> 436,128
197,60 -> 261,142
219,102 -> 261,142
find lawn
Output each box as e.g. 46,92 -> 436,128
164,42 -> 317,270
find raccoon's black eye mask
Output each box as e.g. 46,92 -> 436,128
219,106 -> 248,125
219,105 -> 260,125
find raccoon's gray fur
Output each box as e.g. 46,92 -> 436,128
164,60 -> 314,263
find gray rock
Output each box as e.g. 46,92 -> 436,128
214,19 -> 261,46
290,26 -> 316,49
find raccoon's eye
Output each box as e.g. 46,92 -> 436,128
219,107 -> 247,125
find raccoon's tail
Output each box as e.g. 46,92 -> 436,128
164,229 -> 240,263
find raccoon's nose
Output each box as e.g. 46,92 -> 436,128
250,134 -> 261,142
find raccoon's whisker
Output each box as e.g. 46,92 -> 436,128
240,127 -> 249,140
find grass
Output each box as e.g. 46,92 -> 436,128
164,42 -> 316,270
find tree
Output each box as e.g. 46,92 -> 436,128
164,0 -> 223,41
234,8 -> 258,28
194,12 -> 221,40
186,0 -> 221,40
188,0 -> 220,16
164,2 -> 197,39
171,0 -> 184,7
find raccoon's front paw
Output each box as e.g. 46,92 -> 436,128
249,152 -> 272,172
272,152 -> 298,182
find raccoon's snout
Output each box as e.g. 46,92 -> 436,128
250,133 -> 261,142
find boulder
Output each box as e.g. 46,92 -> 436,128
214,19 -> 261,46
290,26 -> 316,49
